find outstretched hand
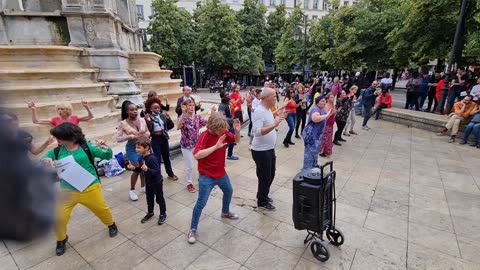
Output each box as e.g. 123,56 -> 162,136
233,119 -> 241,132
26,101 -> 36,109
215,134 -> 227,150
81,99 -> 90,109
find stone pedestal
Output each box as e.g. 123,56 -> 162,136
83,49 -> 143,107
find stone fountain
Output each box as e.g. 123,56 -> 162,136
0,0 -> 182,145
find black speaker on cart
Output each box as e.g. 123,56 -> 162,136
292,165 -> 335,232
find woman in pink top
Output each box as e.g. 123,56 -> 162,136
27,100 -> 93,126
319,93 -> 337,157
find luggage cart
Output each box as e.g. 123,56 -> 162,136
292,162 -> 344,262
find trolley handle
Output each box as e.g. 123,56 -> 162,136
320,161 -> 333,178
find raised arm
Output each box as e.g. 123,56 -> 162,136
78,100 -> 94,121
26,101 -> 52,125
30,136 -> 55,155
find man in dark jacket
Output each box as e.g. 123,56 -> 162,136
175,86 -> 201,116
362,81 -> 378,130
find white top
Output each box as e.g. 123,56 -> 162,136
471,84 -> 480,101
251,104 -> 277,151
380,78 -> 393,84
252,98 -> 261,111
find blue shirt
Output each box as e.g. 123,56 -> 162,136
420,77 -> 431,94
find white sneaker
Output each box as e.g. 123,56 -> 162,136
187,230 -> 197,244
140,187 -> 146,193
129,190 -> 138,201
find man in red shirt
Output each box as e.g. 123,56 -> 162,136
187,112 -> 241,244
230,84 -> 244,122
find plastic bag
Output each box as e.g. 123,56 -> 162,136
97,159 -> 126,178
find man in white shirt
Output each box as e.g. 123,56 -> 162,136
251,88 -> 286,210
470,78 -> 480,102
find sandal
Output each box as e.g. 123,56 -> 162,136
168,175 -> 179,181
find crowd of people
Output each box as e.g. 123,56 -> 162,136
4,65 -> 479,256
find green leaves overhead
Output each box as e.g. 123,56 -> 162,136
147,0 -> 196,69
275,7 -> 306,72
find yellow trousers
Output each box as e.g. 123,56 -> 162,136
55,183 -> 114,241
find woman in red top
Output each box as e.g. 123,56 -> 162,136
435,78 -> 445,113
373,89 -> 392,120
282,88 -> 298,147
27,100 -> 93,127
229,84 -> 244,122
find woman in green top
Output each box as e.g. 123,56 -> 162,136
42,123 -> 118,256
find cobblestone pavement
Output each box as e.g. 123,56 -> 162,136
2,109 -> 480,270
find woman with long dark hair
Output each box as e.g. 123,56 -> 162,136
116,100 -> 150,201
294,83 -> 308,138
282,88 -> 297,147
144,97 -> 178,181
333,90 -> 350,145
41,123 -> 118,256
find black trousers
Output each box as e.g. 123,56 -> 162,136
251,149 -> 276,206
146,181 -> 166,215
295,109 -> 307,136
426,89 -> 438,112
247,108 -> 252,135
234,111 -> 243,123
334,119 -> 346,141
362,105 -> 372,127
374,103 -> 388,119
151,135 -> 175,177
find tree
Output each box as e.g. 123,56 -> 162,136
195,0 -> 242,73
147,0 -> 196,69
235,0 -> 267,74
274,7 -> 305,73
264,4 -> 287,65
308,15 -> 334,71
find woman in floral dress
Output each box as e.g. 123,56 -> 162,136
319,93 -> 336,157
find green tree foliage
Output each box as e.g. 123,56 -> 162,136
195,0 -> 242,72
274,7 -> 305,72
147,0 -> 196,69
264,4 -> 287,65
235,0 -> 267,74
308,15 -> 334,71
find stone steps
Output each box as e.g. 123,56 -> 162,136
0,83 -> 108,103
0,45 -> 85,70
135,79 -> 183,95
0,69 -> 99,86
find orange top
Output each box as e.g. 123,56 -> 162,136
453,101 -> 478,118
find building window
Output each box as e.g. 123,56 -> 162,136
312,15 -> 318,21
280,0 -> 285,4
313,0 -> 318,9
259,0 -> 264,4
343,1 -> 349,6
304,0 -> 309,9
323,1 -> 328,9
151,6 -> 157,17
136,5 -> 144,20
269,0 -> 275,6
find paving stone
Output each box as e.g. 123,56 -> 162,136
408,223 -> 460,257
244,241 -> 300,270
212,227 -> 262,264
0,255 -> 19,270
153,234 -> 208,270
90,241 -> 149,270
350,250 -> 403,270
235,211 -> 280,240
185,248 -> 241,270
131,256 -> 170,270
364,211 -> 408,240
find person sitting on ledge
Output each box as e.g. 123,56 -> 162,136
437,95 -> 478,143
460,111 -> 480,147
372,88 -> 392,120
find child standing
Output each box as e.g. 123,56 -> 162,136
128,139 -> 167,225
187,112 -> 241,244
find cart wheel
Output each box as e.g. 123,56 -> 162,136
310,240 -> 329,262
326,228 -> 344,246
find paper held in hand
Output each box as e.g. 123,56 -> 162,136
54,155 -> 96,192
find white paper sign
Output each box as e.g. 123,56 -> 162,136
54,156 -> 96,192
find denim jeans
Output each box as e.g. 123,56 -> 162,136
463,122 -> 480,144
284,113 -> 296,143
190,174 -> 233,230
418,92 -> 428,110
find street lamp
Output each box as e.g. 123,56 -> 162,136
302,14 -> 307,81
437,0 -> 469,114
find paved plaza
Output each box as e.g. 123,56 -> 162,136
2,114 -> 480,270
